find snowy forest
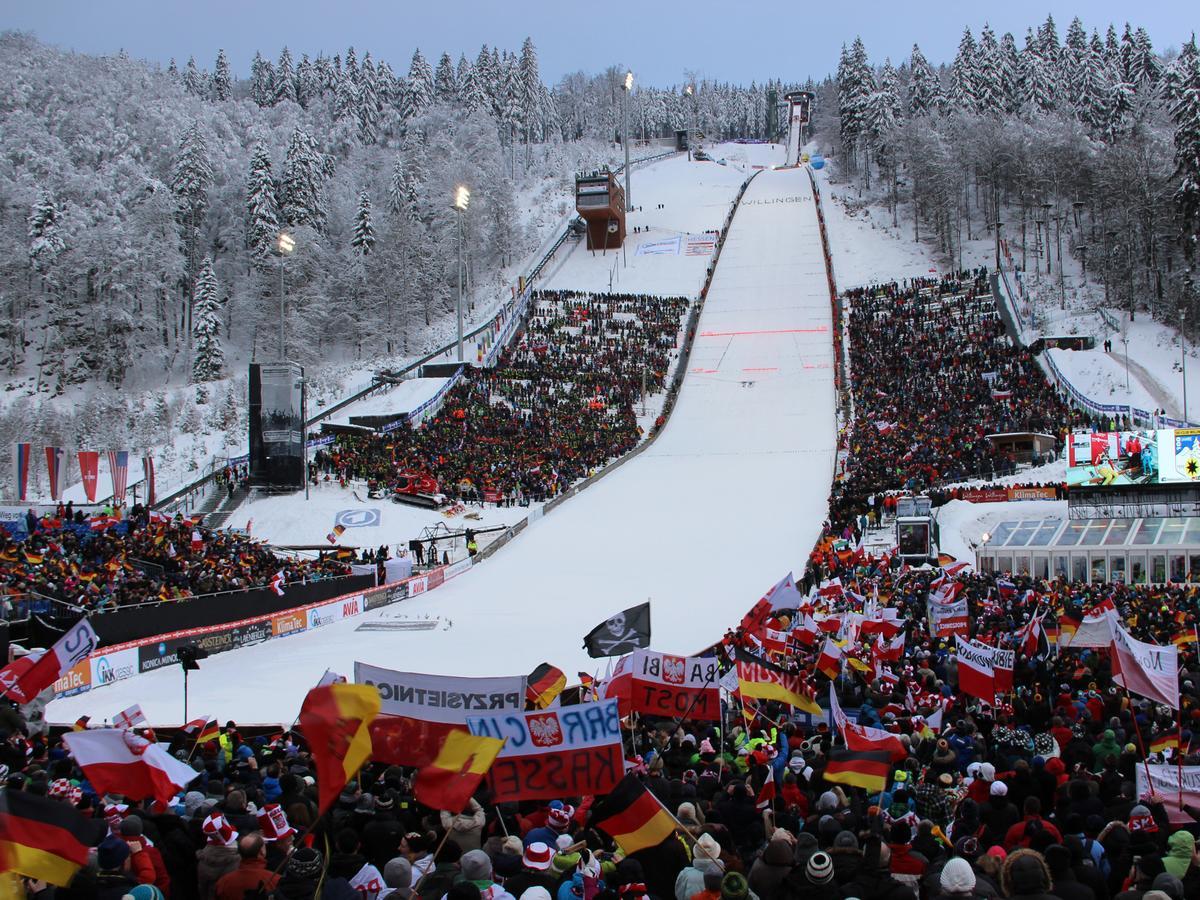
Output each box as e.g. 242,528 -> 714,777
0,30 -> 778,489
819,15 -> 1200,327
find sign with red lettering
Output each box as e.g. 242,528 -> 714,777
468,698 -> 623,801
630,650 -> 720,720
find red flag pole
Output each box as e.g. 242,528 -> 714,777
1178,704 -> 1185,814
1120,682 -> 1156,792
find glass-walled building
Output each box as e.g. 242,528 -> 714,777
976,517 -> 1200,585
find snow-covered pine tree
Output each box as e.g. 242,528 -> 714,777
1077,38 -> 1111,133
836,39 -> 873,170
407,50 -> 434,118
211,49 -> 231,101
1172,42 -> 1200,258
191,257 -> 224,382
519,37 -> 541,144
167,58 -> 178,80
170,121 -> 213,300
907,44 -> 941,116
352,190 -> 375,255
345,46 -> 359,85
948,28 -> 979,113
358,54 -> 380,144
1161,38 -> 1198,109
274,47 -> 296,104
998,31 -> 1023,113
280,127 -> 327,231
296,53 -> 315,107
434,52 -> 458,103
250,52 -> 275,107
1063,16 -> 1088,99
475,45 -> 498,117
975,25 -> 1003,116
1021,28 -> 1056,112
28,189 -> 65,274
183,56 -> 206,97
245,144 -> 279,261
1132,27 -> 1161,89
1119,23 -> 1137,85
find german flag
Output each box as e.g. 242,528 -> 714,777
578,672 -> 598,701
72,716 -> 89,732
299,683 -> 381,813
1043,622 -> 1060,646
334,548 -> 355,560
822,749 -> 891,793
1172,631 -> 1198,647
1149,734 -> 1182,754
0,789 -> 104,886
525,663 -> 566,709
1059,615 -> 1081,640
23,551 -> 44,565
196,720 -> 220,744
412,729 -> 504,814
591,774 -> 677,856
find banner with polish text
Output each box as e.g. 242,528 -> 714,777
630,650 -> 720,721
354,662 -> 525,767
467,698 -> 623,802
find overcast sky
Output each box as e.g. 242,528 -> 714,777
3,1 -> 1194,87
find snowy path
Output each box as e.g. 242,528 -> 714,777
49,167 -> 836,726
1107,352 -> 1180,419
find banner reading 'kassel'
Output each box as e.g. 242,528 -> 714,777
467,698 -> 624,802
630,650 -> 720,721
354,662 -> 526,767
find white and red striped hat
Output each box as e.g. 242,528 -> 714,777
48,779 -> 82,807
257,804 -> 296,842
202,812 -> 239,847
522,842 -> 552,870
103,802 -> 129,834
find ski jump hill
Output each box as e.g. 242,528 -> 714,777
49,162 -> 838,725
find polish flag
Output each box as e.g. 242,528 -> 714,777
955,635 -> 996,702
269,570 -> 286,596
830,686 -> 907,761
817,578 -> 844,599
1112,624 -> 1180,709
761,572 -> 805,612
816,639 -> 844,680
874,631 -> 905,663
62,729 -> 199,803
795,614 -> 819,647
602,654 -> 633,718
0,617 -> 97,705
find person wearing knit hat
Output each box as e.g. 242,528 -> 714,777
519,889 -> 552,900
805,851 -> 835,886
274,848 -> 330,900
197,814 -> 241,900
675,832 -> 724,900
504,843 -> 560,899
940,857 -> 978,896
460,848 -> 512,899
383,856 -> 413,898
524,805 -> 574,850
720,871 -> 749,900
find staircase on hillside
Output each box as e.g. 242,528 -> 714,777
203,485 -> 250,530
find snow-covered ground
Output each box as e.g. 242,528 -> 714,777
50,160 -> 837,725
320,377 -> 449,427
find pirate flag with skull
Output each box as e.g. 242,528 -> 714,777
583,602 -> 651,658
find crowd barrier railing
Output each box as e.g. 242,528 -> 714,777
49,557 -> 475,710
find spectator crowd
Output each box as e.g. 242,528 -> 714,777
314,291 -> 690,505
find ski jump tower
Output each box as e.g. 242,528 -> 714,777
783,90 -> 814,167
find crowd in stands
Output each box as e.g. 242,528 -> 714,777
4,556 -> 1200,900
827,270 -> 1088,542
314,291 -> 690,505
0,503 -> 350,611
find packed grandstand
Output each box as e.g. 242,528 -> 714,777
2,231 -> 1199,900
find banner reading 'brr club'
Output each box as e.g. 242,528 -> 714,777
630,650 -> 720,720
468,698 -> 624,802
354,662 -> 526,767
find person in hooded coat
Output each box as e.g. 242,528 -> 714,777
839,838 -> 915,900
1003,849 -> 1057,900
748,838 -> 793,898
1042,845 -> 1094,900
677,834 -> 726,900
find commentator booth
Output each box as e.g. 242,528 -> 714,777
575,170 -> 626,251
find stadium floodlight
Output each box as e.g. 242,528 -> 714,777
454,186 -> 470,361
276,231 -> 295,360
624,71 -> 633,92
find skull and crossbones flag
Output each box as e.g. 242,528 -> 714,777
583,602 -> 651,658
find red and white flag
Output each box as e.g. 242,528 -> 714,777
1112,624 -> 1179,709
0,617 -> 97,705
269,570 -> 286,596
831,685 -> 907,761
760,572 -> 805,612
816,639 -> 844,680
955,635 -> 996,702
993,648 -> 1015,693
817,578 -> 844,599
191,530 -> 204,553
874,631 -> 905,663
62,729 -> 199,803
113,704 -> 146,730
794,614 -> 819,647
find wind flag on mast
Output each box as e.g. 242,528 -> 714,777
13,443 -> 32,503
142,455 -> 156,506
45,446 -> 66,502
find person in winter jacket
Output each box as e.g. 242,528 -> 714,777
196,815 -> 240,900
272,848 -> 357,900
747,838 -> 792,897
676,833 -> 724,900
1041,845 -> 1093,900
94,835 -> 139,900
441,798 -> 487,851
120,815 -> 172,896
1002,849 -> 1057,900
1162,830 -> 1197,882
936,857 -> 983,899
216,834 -> 281,900
459,849 -> 516,900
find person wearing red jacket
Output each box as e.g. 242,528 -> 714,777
119,816 -> 170,896
1003,796 -> 1063,850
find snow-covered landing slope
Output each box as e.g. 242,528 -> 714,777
49,167 -> 836,725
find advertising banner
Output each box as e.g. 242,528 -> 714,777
355,662 -> 526,767
467,698 -> 624,802
629,650 -> 720,720
53,659 -> 91,698
90,647 -> 140,689
929,598 -> 970,639
1159,428 -> 1200,483
271,610 -> 308,638
137,620 -> 272,673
